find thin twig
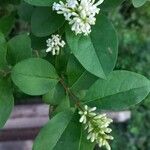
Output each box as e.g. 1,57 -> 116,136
34,50 -> 40,58
59,78 -> 84,111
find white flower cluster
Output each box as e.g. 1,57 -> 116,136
79,105 -> 113,150
53,0 -> 104,35
46,34 -> 65,55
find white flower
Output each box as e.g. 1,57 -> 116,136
46,34 -> 65,55
79,105 -> 96,124
78,105 -> 113,150
53,0 -> 104,35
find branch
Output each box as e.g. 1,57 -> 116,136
59,78 -> 83,111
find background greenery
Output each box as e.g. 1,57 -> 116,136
110,1 -> 150,150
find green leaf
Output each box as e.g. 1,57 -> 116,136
66,14 -> 118,78
132,0 -> 147,7
11,58 -> 59,96
31,7 -> 64,37
18,1 -> 34,22
24,0 -> 58,6
7,33 -> 32,65
0,13 -> 15,36
0,33 -> 7,69
54,45 -> 71,75
0,32 -> 5,44
67,55 -> 98,93
53,112 -> 95,150
0,44 -> 7,69
101,0 -> 125,11
0,78 -> 14,128
33,111 -> 94,150
83,71 -> 150,110
43,83 -> 65,105
30,33 -> 48,50
52,95 -> 70,116
33,110 -> 74,150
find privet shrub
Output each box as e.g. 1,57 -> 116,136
0,0 -> 150,150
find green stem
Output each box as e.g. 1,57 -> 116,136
59,78 -> 84,111
34,50 -> 40,58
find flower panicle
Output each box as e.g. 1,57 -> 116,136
46,34 -> 65,55
78,105 -> 113,150
53,0 -> 104,35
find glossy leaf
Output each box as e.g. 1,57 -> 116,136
11,58 -> 59,95
33,111 -> 94,150
53,112 -> 95,150
33,110 -> 74,150
0,79 -> 14,128
66,14 -> 118,78
83,71 -> 150,110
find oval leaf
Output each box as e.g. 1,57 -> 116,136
83,71 -> 150,110
31,7 -> 64,37
67,55 -> 98,93
52,112 -> 95,150
33,111 -> 94,150
33,110 -> 74,150
66,14 -> 118,78
7,33 -> 32,65
0,79 -> 14,128
11,58 -> 59,95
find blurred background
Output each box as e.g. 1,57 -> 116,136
0,0 -> 150,149
111,2 -> 150,150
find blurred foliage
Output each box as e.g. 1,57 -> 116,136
111,2 -> 150,77
110,1 -> 150,150
111,95 -> 150,150
0,0 -> 150,148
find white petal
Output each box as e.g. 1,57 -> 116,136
79,115 -> 86,123
87,133 -> 92,140
84,105 -> 88,110
78,111 -> 83,115
89,107 -> 96,112
46,47 -> 52,52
